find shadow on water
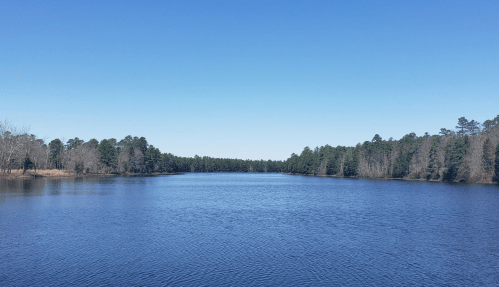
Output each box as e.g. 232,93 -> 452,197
0,178 -> 47,194
0,176 -> 109,197
1,176 -> 154,201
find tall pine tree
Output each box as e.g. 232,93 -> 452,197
98,139 -> 117,170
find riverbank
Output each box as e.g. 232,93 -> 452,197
0,169 -> 177,180
297,173 -> 498,184
0,169 -> 75,179
2,170 -> 496,184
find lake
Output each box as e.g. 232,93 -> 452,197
1,173 -> 499,286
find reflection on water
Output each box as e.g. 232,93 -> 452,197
0,178 -> 47,194
1,178 -> 78,197
1,174 -> 499,286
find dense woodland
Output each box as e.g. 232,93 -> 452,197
284,115 -> 499,183
1,115 -> 499,183
0,122 -> 284,176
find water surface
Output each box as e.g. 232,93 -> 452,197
1,173 -> 499,286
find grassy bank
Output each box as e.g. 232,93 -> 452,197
0,169 -> 177,180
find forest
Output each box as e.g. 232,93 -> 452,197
1,115 -> 499,183
283,115 -> 499,183
0,122 -> 284,176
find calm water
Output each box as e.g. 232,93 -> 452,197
1,173 -> 499,286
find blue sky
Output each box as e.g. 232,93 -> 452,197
1,0 -> 498,160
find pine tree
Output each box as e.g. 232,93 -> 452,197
444,136 -> 469,181
98,139 -> 117,169
49,139 -> 63,169
466,120 -> 481,135
456,117 -> 468,135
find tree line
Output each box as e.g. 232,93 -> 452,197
282,115 -> 499,183
1,115 -> 499,183
0,122 -> 284,176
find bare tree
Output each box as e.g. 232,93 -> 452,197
117,146 -> 130,173
29,139 -> 47,174
130,148 -> 145,173
0,121 -> 28,174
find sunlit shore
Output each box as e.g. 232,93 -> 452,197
0,169 -> 177,179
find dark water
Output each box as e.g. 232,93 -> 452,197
1,173 -> 499,286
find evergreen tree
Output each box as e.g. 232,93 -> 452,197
444,136 -> 469,181
456,117 -> 469,135
145,146 -> 161,173
22,156 -> 34,175
98,139 -> 117,170
426,137 -> 441,180
66,137 -> 84,150
298,147 -> 315,175
494,143 -> 499,183
343,146 -> 359,177
133,137 -> 148,155
392,133 -> 419,178
86,138 -> 99,149
74,160 -> 84,175
393,152 -> 411,178
482,120 -> 494,133
439,128 -> 452,136
49,139 -> 63,169
467,120 -> 481,135
343,159 -> 357,176
287,153 -> 299,174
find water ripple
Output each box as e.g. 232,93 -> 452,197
1,174 -> 499,286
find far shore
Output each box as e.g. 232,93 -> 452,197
0,169 -> 177,180
1,170 -> 497,185
287,173 -> 498,185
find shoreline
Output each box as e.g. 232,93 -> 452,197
1,170 -> 497,185
0,169 -> 178,180
285,172 -> 498,185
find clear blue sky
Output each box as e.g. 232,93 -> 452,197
1,0 -> 498,160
